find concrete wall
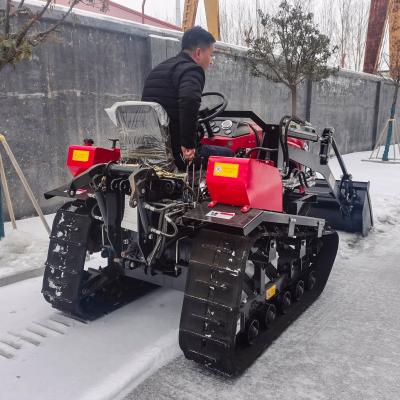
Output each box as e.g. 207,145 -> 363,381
0,3 -> 398,219
310,71 -> 380,153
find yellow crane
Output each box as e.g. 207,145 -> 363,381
182,0 -> 220,41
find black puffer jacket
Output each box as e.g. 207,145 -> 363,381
141,52 -> 205,163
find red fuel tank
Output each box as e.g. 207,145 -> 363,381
206,157 -> 283,213
67,145 -> 120,176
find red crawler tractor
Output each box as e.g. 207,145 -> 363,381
42,93 -> 373,375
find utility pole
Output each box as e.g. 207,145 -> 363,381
142,0 -> 147,24
176,0 -> 182,27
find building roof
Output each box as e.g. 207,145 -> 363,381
50,0 -> 181,31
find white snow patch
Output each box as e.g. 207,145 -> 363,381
0,215 -> 53,279
80,329 -> 181,400
0,230 -> 33,256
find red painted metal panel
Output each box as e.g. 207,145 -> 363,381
200,125 -> 263,156
67,144 -> 120,176
206,157 -> 283,213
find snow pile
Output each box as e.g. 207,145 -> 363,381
0,230 -> 42,279
0,216 -> 52,279
0,230 -> 33,256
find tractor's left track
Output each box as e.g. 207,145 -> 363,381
42,200 -> 157,321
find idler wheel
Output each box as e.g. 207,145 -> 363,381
280,290 -> 292,313
294,280 -> 305,301
264,303 -> 277,328
246,319 -> 260,345
306,271 -> 317,291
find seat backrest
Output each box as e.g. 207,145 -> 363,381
105,101 -> 176,171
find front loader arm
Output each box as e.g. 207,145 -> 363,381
288,145 -> 339,199
288,127 -> 373,235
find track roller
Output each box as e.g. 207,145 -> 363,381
246,319 -> 260,345
294,280 -> 305,301
307,270 -> 317,291
263,303 -> 277,328
280,290 -> 292,313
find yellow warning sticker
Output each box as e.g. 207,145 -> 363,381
72,149 -> 90,162
213,162 -> 239,178
266,285 -> 277,300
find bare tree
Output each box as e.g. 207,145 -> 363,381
0,0 -> 108,72
219,0 -> 273,46
317,0 -> 337,48
315,0 -> 370,70
349,0 -> 369,71
246,1 -> 336,116
336,0 -> 352,68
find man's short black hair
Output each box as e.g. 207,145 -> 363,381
181,26 -> 216,51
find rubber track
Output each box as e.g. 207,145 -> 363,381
42,202 -> 92,319
42,201 -> 157,320
179,228 -> 339,375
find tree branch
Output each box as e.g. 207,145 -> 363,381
30,0 -> 80,44
15,0 -> 53,47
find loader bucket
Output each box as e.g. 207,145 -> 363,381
306,179 -> 373,237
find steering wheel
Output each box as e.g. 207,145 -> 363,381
198,92 -> 228,124
198,92 -> 228,139
198,92 -> 228,123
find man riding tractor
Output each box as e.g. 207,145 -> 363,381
141,26 -> 234,171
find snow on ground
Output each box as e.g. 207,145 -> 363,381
0,207 -> 185,400
0,147 -> 400,400
125,149 -> 400,400
0,277 -> 183,400
0,215 -> 53,280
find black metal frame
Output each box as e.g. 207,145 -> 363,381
183,202 -> 325,237
219,110 -> 280,163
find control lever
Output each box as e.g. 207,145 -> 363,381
108,138 -> 119,149
84,138 -> 94,146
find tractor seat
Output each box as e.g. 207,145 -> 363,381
105,101 -> 176,172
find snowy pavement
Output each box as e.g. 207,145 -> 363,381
0,277 -> 184,400
124,151 -> 400,400
125,241 -> 400,400
1,149 -> 400,399
0,203 -> 184,400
